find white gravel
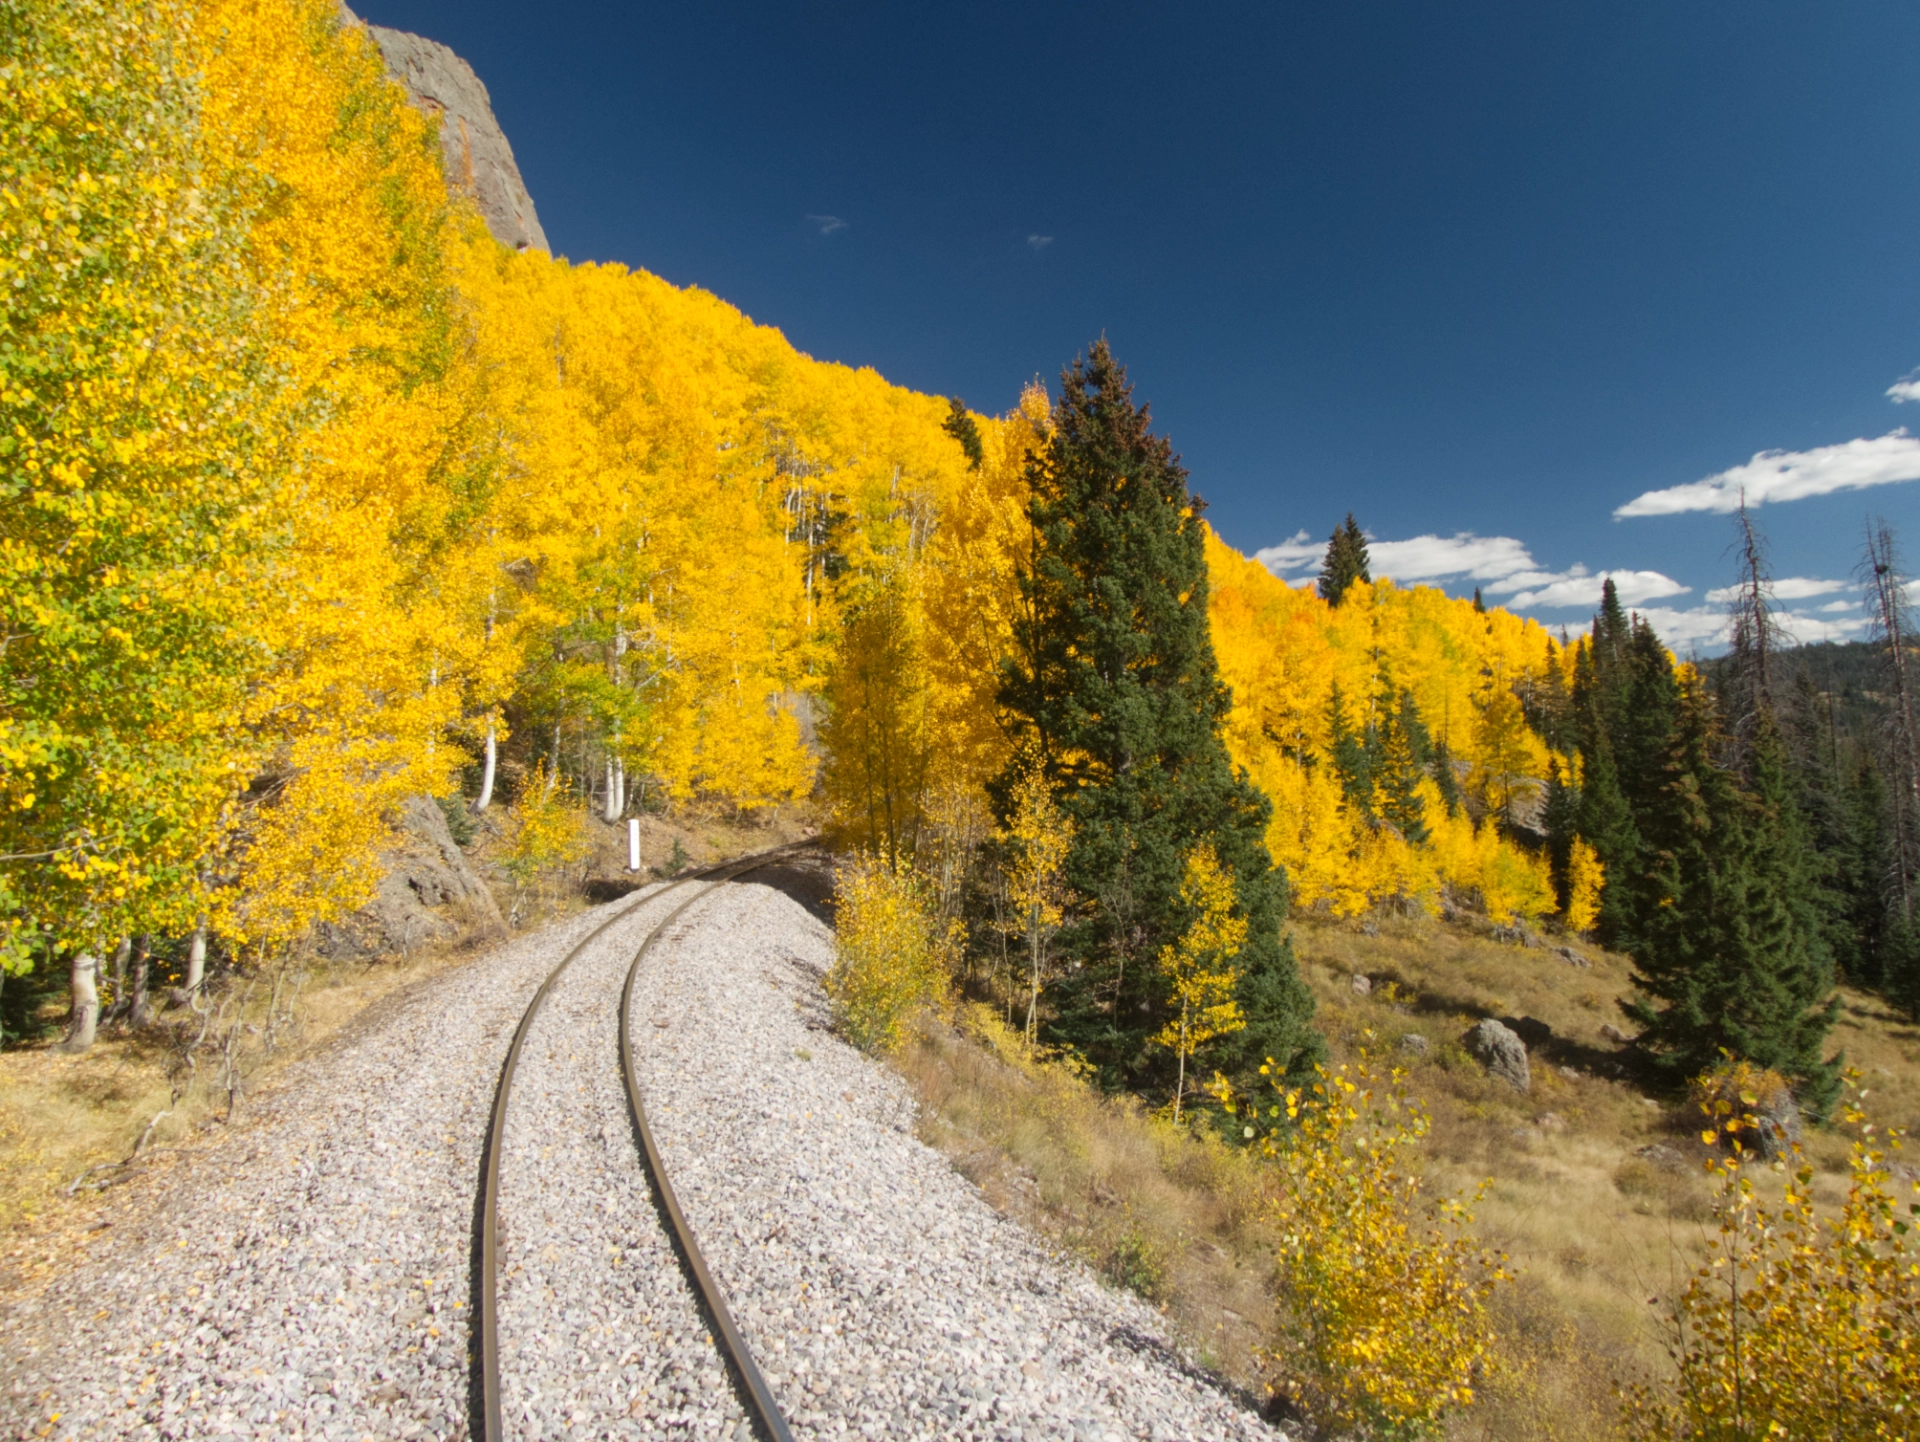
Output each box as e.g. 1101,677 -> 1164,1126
3,859 -> 1282,1442
629,869 -> 1281,1442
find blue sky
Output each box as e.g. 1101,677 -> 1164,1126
361,0 -> 1920,651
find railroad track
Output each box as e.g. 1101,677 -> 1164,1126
475,846 -> 805,1442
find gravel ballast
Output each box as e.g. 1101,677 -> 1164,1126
3,861 -> 1282,1442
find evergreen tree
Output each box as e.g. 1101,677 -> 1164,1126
942,397 -> 984,470
1318,513 -> 1371,606
1327,681 -> 1375,820
1543,759 -> 1579,914
1623,695 -> 1841,1114
1377,689 -> 1432,844
996,341 -> 1322,1093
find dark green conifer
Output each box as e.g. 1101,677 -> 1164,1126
1327,682 -> 1375,820
1318,513 -> 1371,606
1376,689 -> 1431,844
1623,695 -> 1841,1113
995,341 -> 1322,1093
942,397 -> 984,470
1543,759 -> 1579,915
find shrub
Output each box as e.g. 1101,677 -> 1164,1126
1253,1053 -> 1510,1439
1621,1072 -> 1920,1441
498,764 -> 590,922
827,852 -> 951,1054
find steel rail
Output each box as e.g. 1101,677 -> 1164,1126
618,857 -> 800,1442
474,844 -> 804,1442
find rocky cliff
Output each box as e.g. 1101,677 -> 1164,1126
340,6 -> 549,253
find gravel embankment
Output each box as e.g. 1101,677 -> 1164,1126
4,860 -> 1283,1442
630,868 -> 1281,1442
2,889 -> 676,1441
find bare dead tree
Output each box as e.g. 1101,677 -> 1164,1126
1722,497 -> 1788,774
1864,519 -> 1920,923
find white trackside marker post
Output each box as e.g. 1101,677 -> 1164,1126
627,817 -> 641,873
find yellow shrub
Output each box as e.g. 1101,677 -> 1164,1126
1624,1074 -> 1920,1441
1254,1054 -> 1509,1439
498,763 -> 591,921
1565,836 -> 1603,933
827,852 -> 950,1053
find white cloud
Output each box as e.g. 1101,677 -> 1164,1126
1253,530 -> 1321,575
1367,532 -> 1537,584
806,214 -> 848,235
1889,372 -> 1920,403
1255,528 -> 1687,611
1027,234 -> 1053,250
1615,430 -> 1920,517
1817,600 -> 1860,613
1506,569 -> 1689,609
1702,575 -> 1852,604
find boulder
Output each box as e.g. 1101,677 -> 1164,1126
1350,974 -> 1372,997
1599,1023 -> 1632,1045
312,796 -> 504,958
1398,1033 -> 1430,1058
1555,945 -> 1591,968
1464,1018 -> 1530,1092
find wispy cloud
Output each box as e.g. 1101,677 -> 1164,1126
1889,371 -> 1920,403
806,214 -> 848,236
1703,575 -> 1852,604
1614,430 -> 1920,517
1026,234 -> 1053,251
1257,529 -> 1686,610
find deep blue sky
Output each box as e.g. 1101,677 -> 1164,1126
362,0 -> 1920,647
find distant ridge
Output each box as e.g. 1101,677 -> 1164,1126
340,5 -> 549,253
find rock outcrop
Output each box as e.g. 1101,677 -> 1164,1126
311,796 -> 504,959
341,6 -> 549,253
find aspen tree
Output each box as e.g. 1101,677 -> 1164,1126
1152,844 -> 1247,1121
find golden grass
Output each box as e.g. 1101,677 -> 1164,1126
897,1004 -> 1280,1398
891,912 -> 1920,1440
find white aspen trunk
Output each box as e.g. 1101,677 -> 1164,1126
603,756 -> 622,823
184,918 -> 208,994
128,935 -> 151,1028
60,951 -> 99,1053
476,723 -> 498,812
105,936 -> 131,1021
628,817 -> 641,872
614,759 -> 625,818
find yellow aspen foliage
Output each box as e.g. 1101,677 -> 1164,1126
0,0 -> 293,962
1151,844 -> 1247,1121
1623,1072 -> 1920,1441
1249,1054 -> 1511,1439
1565,836 -> 1604,934
497,763 -> 590,925
1003,747 -> 1074,1044
1206,529 -> 1564,923
825,851 -> 949,1054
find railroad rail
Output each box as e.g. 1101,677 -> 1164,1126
475,846 -> 805,1442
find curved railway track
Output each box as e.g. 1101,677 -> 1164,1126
475,846 -> 804,1442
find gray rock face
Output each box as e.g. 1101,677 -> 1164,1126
313,795 -> 504,958
342,7 -> 549,253
1464,1017 -> 1531,1092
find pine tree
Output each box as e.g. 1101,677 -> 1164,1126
996,341 -> 1322,1092
1318,513 -> 1371,606
1377,689 -> 1431,845
1327,681 -> 1376,820
1543,759 -> 1579,914
1623,693 -> 1841,1113
943,397 -> 984,471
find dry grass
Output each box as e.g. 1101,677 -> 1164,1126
891,912 -> 1920,1440
897,1004 -> 1281,1401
